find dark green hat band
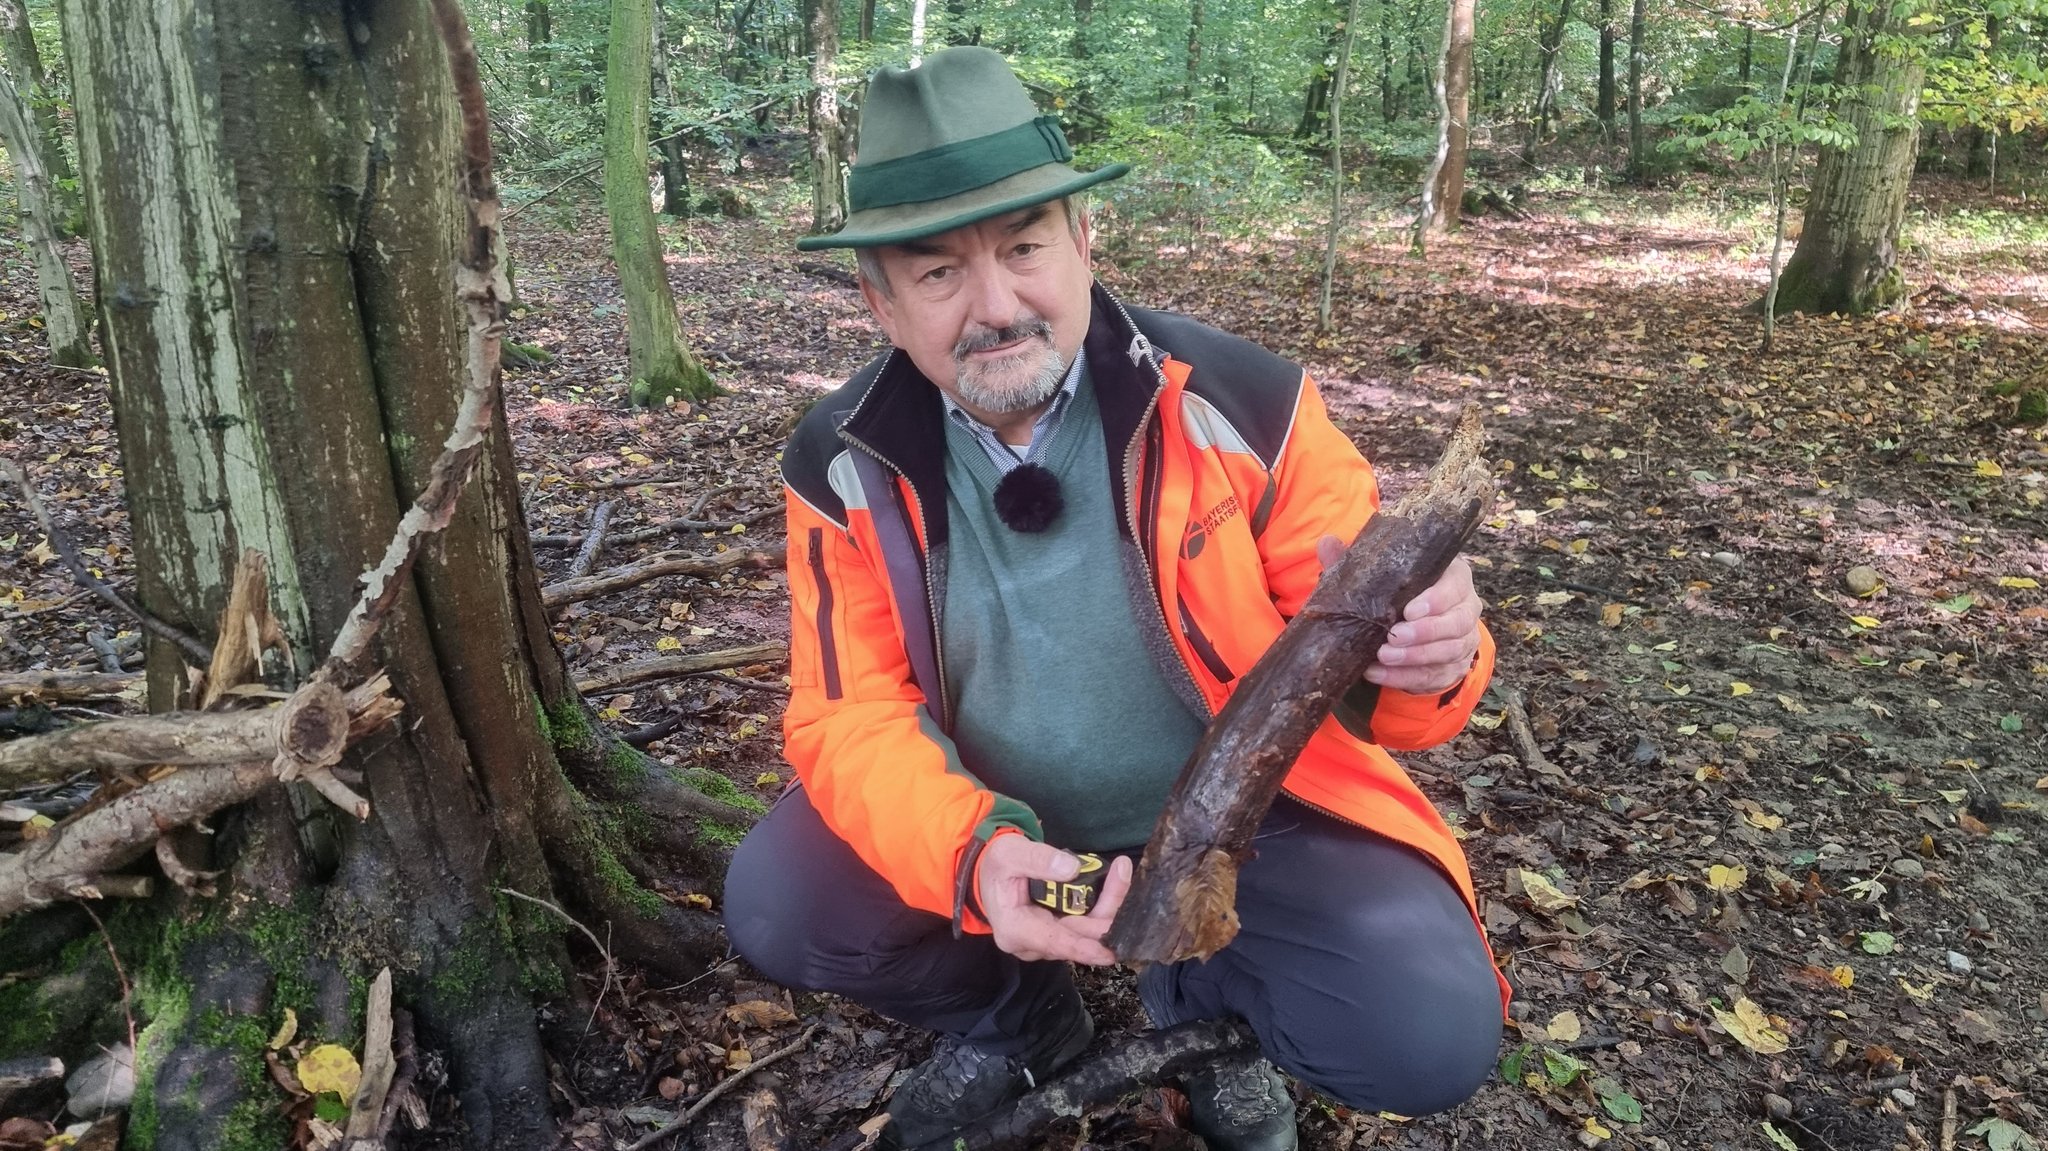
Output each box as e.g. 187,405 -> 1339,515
848,115 -> 1074,213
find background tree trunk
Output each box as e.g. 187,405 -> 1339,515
1597,0 -> 1616,129
0,0 -> 78,234
605,0 -> 718,404
48,2 -> 735,1145
1295,7 -> 1343,139
807,0 -> 847,233
910,0 -> 927,62
1626,0 -> 1645,175
1530,0 -> 1575,149
859,0 -> 875,42
0,66 -> 90,367
1416,0 -> 1473,239
651,1 -> 692,216
1317,0 -> 1361,331
1773,0 -> 1928,314
1185,0 -> 1204,120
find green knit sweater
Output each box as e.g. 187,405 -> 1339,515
939,371 -> 1207,852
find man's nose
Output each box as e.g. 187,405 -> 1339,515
963,263 -> 1024,331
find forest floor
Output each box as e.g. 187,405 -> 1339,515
3,149 -> 2047,1151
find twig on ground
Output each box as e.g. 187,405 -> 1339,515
624,1023 -> 821,1151
543,549 -> 779,610
345,968 -> 397,1141
574,643 -> 786,695
1939,1077 -> 1958,1151
78,902 -> 137,1054
695,671 -> 790,697
530,505 -> 784,549
84,631 -> 123,673
569,500 -> 617,579
1,458 -> 213,666
495,886 -> 620,1029
1500,686 -> 1567,779
0,671 -> 142,705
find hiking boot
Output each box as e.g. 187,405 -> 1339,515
1180,1057 -> 1298,1151
884,993 -> 1093,1148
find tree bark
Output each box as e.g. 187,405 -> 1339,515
1772,0 -> 1928,314
807,0 -> 847,233
0,67 -> 90,366
1105,412 -> 1492,966
1530,0 -> 1575,149
858,0 -> 875,42
651,1 -> 692,216
1415,0 -> 1473,241
47,2 -> 735,1145
0,0 -> 78,233
1317,0 -> 1361,332
1597,0 -> 1616,128
910,0 -> 927,62
1184,0 -> 1204,120
606,0 -> 718,404
1626,0 -> 1645,175
1295,4 -> 1343,139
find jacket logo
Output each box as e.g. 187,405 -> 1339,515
1180,495 -> 1242,561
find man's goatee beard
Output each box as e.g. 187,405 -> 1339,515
953,319 -> 1066,414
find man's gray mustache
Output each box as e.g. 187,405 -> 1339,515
954,319 -> 1053,360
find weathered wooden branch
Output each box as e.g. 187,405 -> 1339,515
623,1025 -> 821,1151
1,458 -> 214,666
542,549 -> 779,610
531,506 -> 785,550
1105,409 -> 1494,966
906,1020 -> 1260,1151
0,671 -> 142,705
568,500 -> 618,579
573,643 -> 787,695
0,686 -> 346,790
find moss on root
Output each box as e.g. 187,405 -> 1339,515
675,766 -> 768,816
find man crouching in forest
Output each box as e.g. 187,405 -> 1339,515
724,47 -> 1508,1151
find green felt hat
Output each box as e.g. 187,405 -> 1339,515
796,47 -> 1129,251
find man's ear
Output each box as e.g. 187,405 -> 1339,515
858,260 -> 902,346
1073,205 -> 1093,266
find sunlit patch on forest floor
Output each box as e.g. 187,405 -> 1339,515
2,149 -> 2044,1150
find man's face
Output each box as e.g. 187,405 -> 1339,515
860,203 -> 1093,419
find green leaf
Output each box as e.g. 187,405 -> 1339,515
314,1093 -> 350,1124
1595,1077 -> 1644,1123
1542,1048 -> 1586,1087
1934,594 -> 1976,614
1860,931 -> 1897,955
1500,1043 -> 1531,1084
1965,1117 -> 2039,1151
1999,713 -> 2023,732
1763,1122 -> 1801,1151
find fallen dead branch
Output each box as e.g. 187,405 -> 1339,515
623,1024 -> 820,1151
1106,408 -> 1494,966
0,671 -> 142,705
569,500 -> 618,579
740,1075 -> 796,1151
543,548 -> 780,609
906,1020 -> 1259,1151
0,457 -> 213,666
0,691 -> 346,790
345,967 -> 397,1141
1499,685 -> 1567,780
574,643 -> 787,695
531,506 -> 785,550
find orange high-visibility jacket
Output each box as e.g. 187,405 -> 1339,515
782,285 -> 1502,1000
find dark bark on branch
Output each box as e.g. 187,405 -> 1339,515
569,500 -> 618,578
906,1020 -> 1259,1151
543,549 -> 779,609
1105,410 -> 1492,966
574,643 -> 786,694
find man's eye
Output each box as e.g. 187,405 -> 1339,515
1013,244 -> 1041,258
921,266 -> 951,282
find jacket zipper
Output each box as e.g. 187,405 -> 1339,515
806,528 -> 843,700
1105,290 -> 1212,718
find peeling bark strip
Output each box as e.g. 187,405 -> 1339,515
1106,410 -> 1493,966
542,548 -> 780,609
573,642 -> 788,694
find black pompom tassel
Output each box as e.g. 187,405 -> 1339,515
992,463 -> 1064,533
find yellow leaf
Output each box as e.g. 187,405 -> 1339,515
755,771 -> 781,788
655,636 -> 683,652
729,523 -> 748,534
1686,353 -> 1708,369
1744,808 -> 1783,831
268,1008 -> 299,1051
1711,997 -> 1789,1054
725,999 -> 798,1028
296,1044 -> 362,1101
1975,459 -> 2003,477
1513,869 -> 1579,912
1546,1011 -> 1583,1042
726,1045 -> 754,1070
1600,603 -> 1626,628
1998,576 -> 2039,589
1585,1116 -> 1613,1140
682,892 -> 713,910
1829,965 -> 1855,989
1707,864 -> 1748,892
1729,682 -> 1753,697
623,451 -> 653,466
21,813 -> 55,840
1849,616 -> 1881,629
1898,978 -> 1935,1002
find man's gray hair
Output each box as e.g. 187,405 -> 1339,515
856,193 -> 1088,299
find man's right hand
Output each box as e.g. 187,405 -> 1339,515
976,833 -> 1133,965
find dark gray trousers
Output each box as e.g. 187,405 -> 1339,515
723,789 -> 1503,1117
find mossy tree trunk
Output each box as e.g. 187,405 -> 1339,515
0,65 -> 90,367
1771,0 -> 1928,315
0,0 -> 79,234
806,0 -> 846,234
39,2 -> 739,1146
604,0 -> 717,406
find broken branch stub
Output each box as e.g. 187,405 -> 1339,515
1104,408 -> 1494,966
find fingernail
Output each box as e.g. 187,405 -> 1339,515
1379,646 -> 1406,664
1389,624 -> 1414,644
1408,597 -> 1430,617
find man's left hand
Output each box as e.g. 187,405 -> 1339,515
1318,537 -> 1482,696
